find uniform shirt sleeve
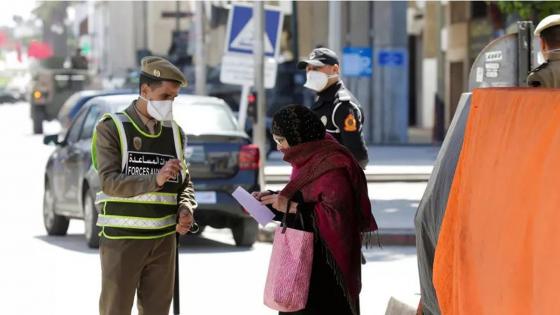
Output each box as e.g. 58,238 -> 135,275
527,71 -> 544,87
527,62 -> 553,88
178,129 -> 197,214
94,118 -> 159,197
332,101 -> 369,168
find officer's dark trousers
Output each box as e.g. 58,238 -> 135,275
99,235 -> 176,315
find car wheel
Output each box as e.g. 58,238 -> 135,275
232,218 -> 258,247
43,181 -> 69,236
84,190 -> 100,248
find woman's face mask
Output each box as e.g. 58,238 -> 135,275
141,95 -> 173,122
304,70 -> 338,92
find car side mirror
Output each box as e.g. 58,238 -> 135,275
43,134 -> 65,146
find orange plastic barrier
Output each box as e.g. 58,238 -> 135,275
434,88 -> 560,314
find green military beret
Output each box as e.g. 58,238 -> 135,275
140,56 -> 187,87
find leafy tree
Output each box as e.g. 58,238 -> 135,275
495,1 -> 560,21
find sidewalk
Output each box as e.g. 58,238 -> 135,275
265,145 -> 439,182
261,145 -> 441,246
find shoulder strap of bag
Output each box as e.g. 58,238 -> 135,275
280,200 -> 307,234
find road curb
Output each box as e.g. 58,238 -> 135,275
258,227 -> 416,247
375,229 -> 416,247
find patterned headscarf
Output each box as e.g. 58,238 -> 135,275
271,105 -> 326,146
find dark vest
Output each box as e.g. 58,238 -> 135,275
94,112 -> 185,239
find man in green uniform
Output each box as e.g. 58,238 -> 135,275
528,14 -> 560,88
93,56 -> 197,315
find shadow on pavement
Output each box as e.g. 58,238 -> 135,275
35,234 -> 98,254
372,199 -> 419,230
35,233 -> 253,254
178,234 -> 253,254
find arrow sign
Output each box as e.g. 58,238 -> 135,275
229,17 -> 275,55
224,3 -> 283,58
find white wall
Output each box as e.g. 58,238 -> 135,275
421,58 -> 437,128
106,2 -> 136,77
88,1 -> 194,78
147,1 -> 192,57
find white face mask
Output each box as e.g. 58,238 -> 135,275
304,70 -> 338,92
141,95 -> 173,122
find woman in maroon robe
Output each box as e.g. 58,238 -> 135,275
255,105 -> 378,315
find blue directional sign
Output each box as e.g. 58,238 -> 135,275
377,49 -> 407,67
225,4 -> 283,58
342,47 -> 373,77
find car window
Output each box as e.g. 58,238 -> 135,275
66,107 -> 89,144
58,92 -> 82,120
80,106 -> 102,140
173,102 -> 238,134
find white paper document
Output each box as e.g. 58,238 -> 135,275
231,186 -> 275,226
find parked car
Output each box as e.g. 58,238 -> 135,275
43,94 -> 261,248
3,72 -> 31,102
0,87 -> 20,103
57,89 -> 137,131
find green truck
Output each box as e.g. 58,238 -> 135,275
30,68 -> 92,134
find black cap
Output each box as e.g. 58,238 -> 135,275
297,48 -> 339,69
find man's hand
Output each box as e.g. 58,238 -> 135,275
176,208 -> 194,235
157,159 -> 182,187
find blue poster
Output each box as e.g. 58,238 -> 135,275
342,47 -> 373,77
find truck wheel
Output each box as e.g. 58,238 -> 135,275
84,189 -> 100,248
232,218 -> 258,247
32,109 -> 44,134
43,181 -> 69,236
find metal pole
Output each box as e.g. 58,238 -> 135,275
436,1 -> 446,129
253,1 -> 266,191
238,85 -> 250,131
173,234 -> 180,315
195,1 -> 207,95
143,2 -> 148,49
368,1 -> 374,144
290,1 -> 299,61
328,0 -> 342,57
175,1 -> 180,31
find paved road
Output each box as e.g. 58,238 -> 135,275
0,103 -> 420,314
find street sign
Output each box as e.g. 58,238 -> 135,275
220,54 -> 278,88
377,49 -> 407,67
342,47 -> 373,77
224,3 -> 283,58
220,3 -> 284,89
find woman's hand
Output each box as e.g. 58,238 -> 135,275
261,194 -> 298,213
287,202 -> 298,213
251,190 -> 273,201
